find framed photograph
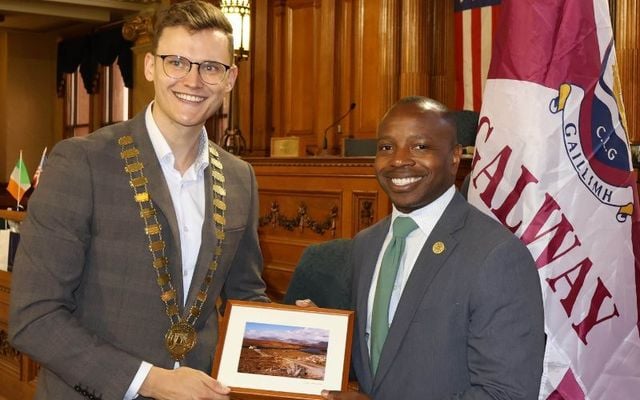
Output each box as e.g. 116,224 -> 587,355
212,300 -> 355,400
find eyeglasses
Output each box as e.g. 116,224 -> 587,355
155,54 -> 231,85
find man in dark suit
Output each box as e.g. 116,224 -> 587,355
9,1 -> 267,399
321,96 -> 544,399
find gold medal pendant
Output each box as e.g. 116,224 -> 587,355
165,321 -> 197,362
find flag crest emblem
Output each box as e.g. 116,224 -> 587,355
550,40 -> 634,222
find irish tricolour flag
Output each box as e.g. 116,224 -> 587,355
7,151 -> 31,204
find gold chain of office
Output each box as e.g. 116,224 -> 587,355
118,135 -> 228,362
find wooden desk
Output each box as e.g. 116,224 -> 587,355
0,184 -> 29,213
0,211 -> 36,400
0,210 -> 25,223
248,157 -> 392,300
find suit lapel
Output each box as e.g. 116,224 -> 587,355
372,194 -> 469,389
129,118 -> 184,306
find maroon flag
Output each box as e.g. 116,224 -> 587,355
467,0 -> 640,398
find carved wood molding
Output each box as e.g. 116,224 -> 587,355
0,329 -> 20,359
123,13 -> 154,42
247,156 -> 374,167
360,200 -> 374,225
352,191 -> 378,234
260,201 -> 338,237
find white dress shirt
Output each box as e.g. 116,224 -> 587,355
146,108 -> 209,301
125,103 -> 209,399
365,185 -> 456,350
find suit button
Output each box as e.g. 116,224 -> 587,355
74,385 -> 81,392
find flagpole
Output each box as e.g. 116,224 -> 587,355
16,150 -> 22,210
39,147 -> 47,165
34,147 -> 48,189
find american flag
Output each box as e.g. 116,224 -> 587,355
454,0 -> 502,111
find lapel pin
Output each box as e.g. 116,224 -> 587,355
432,241 -> 445,254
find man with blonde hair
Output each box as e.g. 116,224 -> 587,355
10,2 -> 267,399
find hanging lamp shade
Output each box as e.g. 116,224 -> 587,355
220,0 -> 251,59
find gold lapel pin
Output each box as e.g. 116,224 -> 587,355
432,241 -> 445,254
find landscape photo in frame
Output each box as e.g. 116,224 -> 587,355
238,322 -> 329,380
213,300 -> 354,400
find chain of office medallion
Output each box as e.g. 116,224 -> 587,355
118,135 -> 227,327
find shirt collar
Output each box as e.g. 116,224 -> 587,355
145,102 -> 209,174
391,185 -> 456,234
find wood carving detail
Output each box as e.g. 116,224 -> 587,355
123,13 -> 154,42
260,201 -> 338,237
360,200 -> 374,228
0,329 -> 20,359
352,191 -> 380,234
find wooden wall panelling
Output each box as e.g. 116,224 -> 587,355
0,32 -> 6,178
284,1 -> 318,145
260,0 -> 458,151
429,0 -> 455,107
315,0 -> 337,154
372,0 -> 401,126
271,1 -> 285,149
613,0 -> 639,143
336,0 -> 355,147
252,0 -> 454,155
236,59 -> 252,152
247,0 -> 271,156
399,0 -> 428,97
270,0 -> 320,153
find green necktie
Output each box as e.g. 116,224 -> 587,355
370,216 -> 418,375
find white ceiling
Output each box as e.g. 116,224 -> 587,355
0,0 -> 158,34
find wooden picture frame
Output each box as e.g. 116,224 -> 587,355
212,300 -> 355,400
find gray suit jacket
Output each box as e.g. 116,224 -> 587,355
351,192 -> 544,399
9,111 -> 268,399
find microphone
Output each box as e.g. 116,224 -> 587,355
323,102 -> 356,151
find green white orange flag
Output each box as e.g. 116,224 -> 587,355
7,151 -> 31,204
